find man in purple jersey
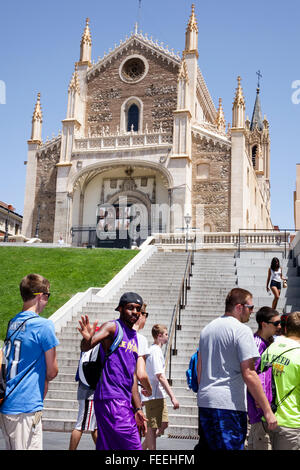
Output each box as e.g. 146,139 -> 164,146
246,306 -> 281,450
78,292 -> 147,450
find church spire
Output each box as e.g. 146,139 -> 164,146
30,92 -> 43,142
185,4 -> 198,55
250,86 -> 263,131
232,76 -> 245,128
79,18 -> 92,65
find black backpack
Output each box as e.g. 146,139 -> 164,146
77,320 -> 124,390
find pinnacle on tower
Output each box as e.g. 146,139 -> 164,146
215,98 -> 226,132
30,92 -> 43,142
32,92 -> 42,121
233,76 -> 245,108
185,4 -> 198,54
79,18 -> 92,64
232,76 -> 245,128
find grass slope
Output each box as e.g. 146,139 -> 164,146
0,247 -> 137,340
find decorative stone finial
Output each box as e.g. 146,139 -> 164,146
29,92 -> 43,142
79,18 -> 92,64
184,4 -> 198,54
187,4 -> 198,32
32,92 -> 43,121
215,98 -> 226,132
233,76 -> 245,107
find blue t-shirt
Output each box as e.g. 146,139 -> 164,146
0,310 -> 59,414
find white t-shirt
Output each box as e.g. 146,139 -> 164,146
137,333 -> 149,357
143,344 -> 167,401
197,315 -> 259,412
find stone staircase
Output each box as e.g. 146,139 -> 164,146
43,247 -> 300,440
166,250 -> 238,438
43,251 -> 189,432
236,250 -> 300,322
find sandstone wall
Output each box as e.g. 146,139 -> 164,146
191,133 -> 231,232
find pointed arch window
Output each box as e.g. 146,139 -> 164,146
252,145 -> 257,168
127,104 -> 139,132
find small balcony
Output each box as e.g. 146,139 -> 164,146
74,129 -> 173,152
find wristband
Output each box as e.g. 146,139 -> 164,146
134,407 -> 143,413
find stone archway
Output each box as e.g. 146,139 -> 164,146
70,161 -> 172,246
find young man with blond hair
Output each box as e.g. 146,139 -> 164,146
142,324 -> 179,450
0,273 -> 59,450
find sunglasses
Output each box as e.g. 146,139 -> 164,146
141,312 -> 149,318
266,320 -> 281,327
33,292 -> 51,299
241,304 -> 254,310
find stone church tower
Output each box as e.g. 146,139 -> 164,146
22,6 -> 272,246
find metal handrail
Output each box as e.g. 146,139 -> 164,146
164,240 -> 195,385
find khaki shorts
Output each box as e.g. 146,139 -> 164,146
0,411 -> 43,450
246,422 -> 271,450
268,425 -> 300,450
144,398 -> 168,429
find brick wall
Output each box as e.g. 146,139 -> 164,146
86,44 -> 179,135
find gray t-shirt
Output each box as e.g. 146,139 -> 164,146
197,315 -> 259,412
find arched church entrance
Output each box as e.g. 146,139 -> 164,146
70,163 -> 171,248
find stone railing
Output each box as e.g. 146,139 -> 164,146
74,131 -> 173,152
153,231 -> 292,254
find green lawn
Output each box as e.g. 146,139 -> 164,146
0,247 -> 137,340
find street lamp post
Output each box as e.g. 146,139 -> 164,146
184,213 -> 191,252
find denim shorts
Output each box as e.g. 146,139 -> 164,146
270,280 -> 281,290
197,407 -> 248,450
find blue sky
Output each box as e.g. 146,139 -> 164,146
0,0 -> 299,229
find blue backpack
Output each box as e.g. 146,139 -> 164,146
186,349 -> 198,393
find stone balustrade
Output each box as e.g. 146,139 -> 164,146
152,231 -> 292,251
74,130 -> 173,152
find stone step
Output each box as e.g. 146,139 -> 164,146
237,276 -> 300,287
44,398 -> 78,410
48,381 -> 78,391
237,266 -> 298,276
43,407 -> 78,420
235,258 -> 294,267
167,424 -> 198,438
166,413 -> 198,427
42,418 -> 76,433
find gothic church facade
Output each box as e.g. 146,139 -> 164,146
22,5 -> 272,246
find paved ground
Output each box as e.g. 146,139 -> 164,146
0,429 -> 198,451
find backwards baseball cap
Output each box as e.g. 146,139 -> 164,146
115,292 -> 143,311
